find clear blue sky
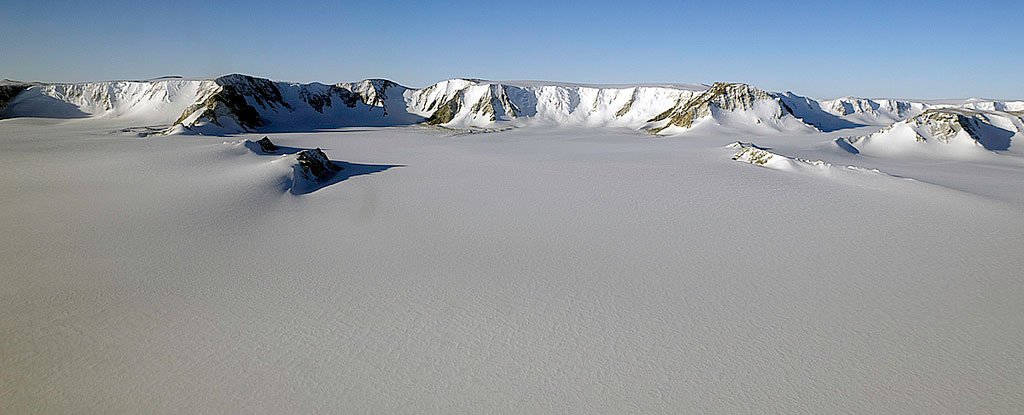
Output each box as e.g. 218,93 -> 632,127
2,0 -> 1021,99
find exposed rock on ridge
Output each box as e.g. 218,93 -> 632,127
646,82 -> 795,133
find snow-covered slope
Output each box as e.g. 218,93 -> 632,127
840,108 -> 1024,158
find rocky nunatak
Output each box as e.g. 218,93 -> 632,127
256,136 -> 278,153
295,148 -> 342,182
243,137 -> 342,188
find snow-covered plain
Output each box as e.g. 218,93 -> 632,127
3,86 -> 1024,413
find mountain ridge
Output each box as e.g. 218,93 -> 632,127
2,74 -> 1022,139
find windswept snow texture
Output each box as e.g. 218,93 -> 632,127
842,108 -> 1024,158
3,76 -> 1024,413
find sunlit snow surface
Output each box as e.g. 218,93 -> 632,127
2,118 -> 1024,413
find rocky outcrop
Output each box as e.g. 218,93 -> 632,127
911,108 -> 993,143
426,90 -> 465,125
298,85 -> 360,113
238,137 -> 350,194
646,82 -> 796,133
174,75 -> 292,131
904,108 -> 1022,150
255,136 -> 278,153
295,148 -> 341,183
614,88 -> 640,118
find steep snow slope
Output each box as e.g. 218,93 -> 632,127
841,108 -> 1024,158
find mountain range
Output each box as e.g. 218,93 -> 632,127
2,74 -> 1022,155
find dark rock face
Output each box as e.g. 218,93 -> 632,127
298,85 -> 361,114
427,90 -> 464,125
296,148 -> 341,182
0,83 -> 30,113
174,74 -> 293,131
215,74 -> 292,112
256,136 -> 277,153
912,108 -> 1014,151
